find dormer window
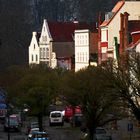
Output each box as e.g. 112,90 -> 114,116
105,12 -> 114,21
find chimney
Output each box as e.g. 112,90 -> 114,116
119,13 -> 124,55
123,12 -> 129,50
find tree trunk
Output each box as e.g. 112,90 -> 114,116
37,113 -> 43,131
88,125 -> 96,140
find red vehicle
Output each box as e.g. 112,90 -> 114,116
64,106 -> 74,122
74,106 -> 82,114
64,105 -> 82,122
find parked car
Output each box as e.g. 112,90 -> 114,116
27,131 -> 49,140
81,127 -> 112,140
4,116 -> 21,132
27,128 -> 40,139
94,127 -> 112,140
10,114 -> 23,126
27,121 -> 39,134
49,111 -> 64,126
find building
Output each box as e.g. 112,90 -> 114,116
75,29 -> 98,72
99,0 -> 140,63
126,20 -> 140,52
29,19 -> 97,70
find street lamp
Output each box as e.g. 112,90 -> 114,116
6,102 -> 11,140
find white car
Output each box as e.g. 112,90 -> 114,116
49,111 -> 64,126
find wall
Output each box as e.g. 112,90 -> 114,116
75,30 -> 90,72
108,1 -> 140,52
29,32 -> 40,64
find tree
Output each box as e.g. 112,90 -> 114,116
0,64 -> 63,131
107,53 -> 140,123
63,66 -> 121,140
17,65 -> 63,131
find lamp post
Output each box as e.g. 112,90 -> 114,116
6,102 -> 11,140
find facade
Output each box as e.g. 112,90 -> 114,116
75,30 -> 98,72
29,19 -> 96,70
99,0 -> 140,63
127,20 -> 140,52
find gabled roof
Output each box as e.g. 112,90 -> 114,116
100,1 -> 125,27
47,22 -> 97,42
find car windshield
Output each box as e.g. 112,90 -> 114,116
96,128 -> 106,134
51,113 -> 61,117
31,122 -> 39,128
6,118 -> 18,125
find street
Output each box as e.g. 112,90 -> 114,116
0,117 -> 81,140
0,117 -> 140,140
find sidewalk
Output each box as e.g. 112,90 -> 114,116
108,119 -> 140,140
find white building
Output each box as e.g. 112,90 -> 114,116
29,19 -> 96,70
75,30 -> 90,72
29,19 -> 57,68
75,29 -> 98,72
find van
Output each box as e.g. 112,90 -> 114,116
49,111 -> 64,126
4,116 -> 21,132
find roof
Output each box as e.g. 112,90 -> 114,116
48,22 -> 97,42
127,39 -> 140,51
128,20 -> 140,33
100,1 -> 125,27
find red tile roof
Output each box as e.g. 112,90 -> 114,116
100,1 -> 125,27
48,22 -> 97,42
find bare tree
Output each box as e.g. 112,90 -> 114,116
63,66 -> 122,140
106,53 -> 140,123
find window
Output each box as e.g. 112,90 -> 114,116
32,54 -> 34,61
101,30 -> 108,42
85,52 -> 88,62
34,44 -> 35,50
42,36 -> 47,42
83,52 -> 84,62
43,48 -> 46,58
36,55 -> 38,61
46,48 -> 49,58
40,48 -> 43,58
